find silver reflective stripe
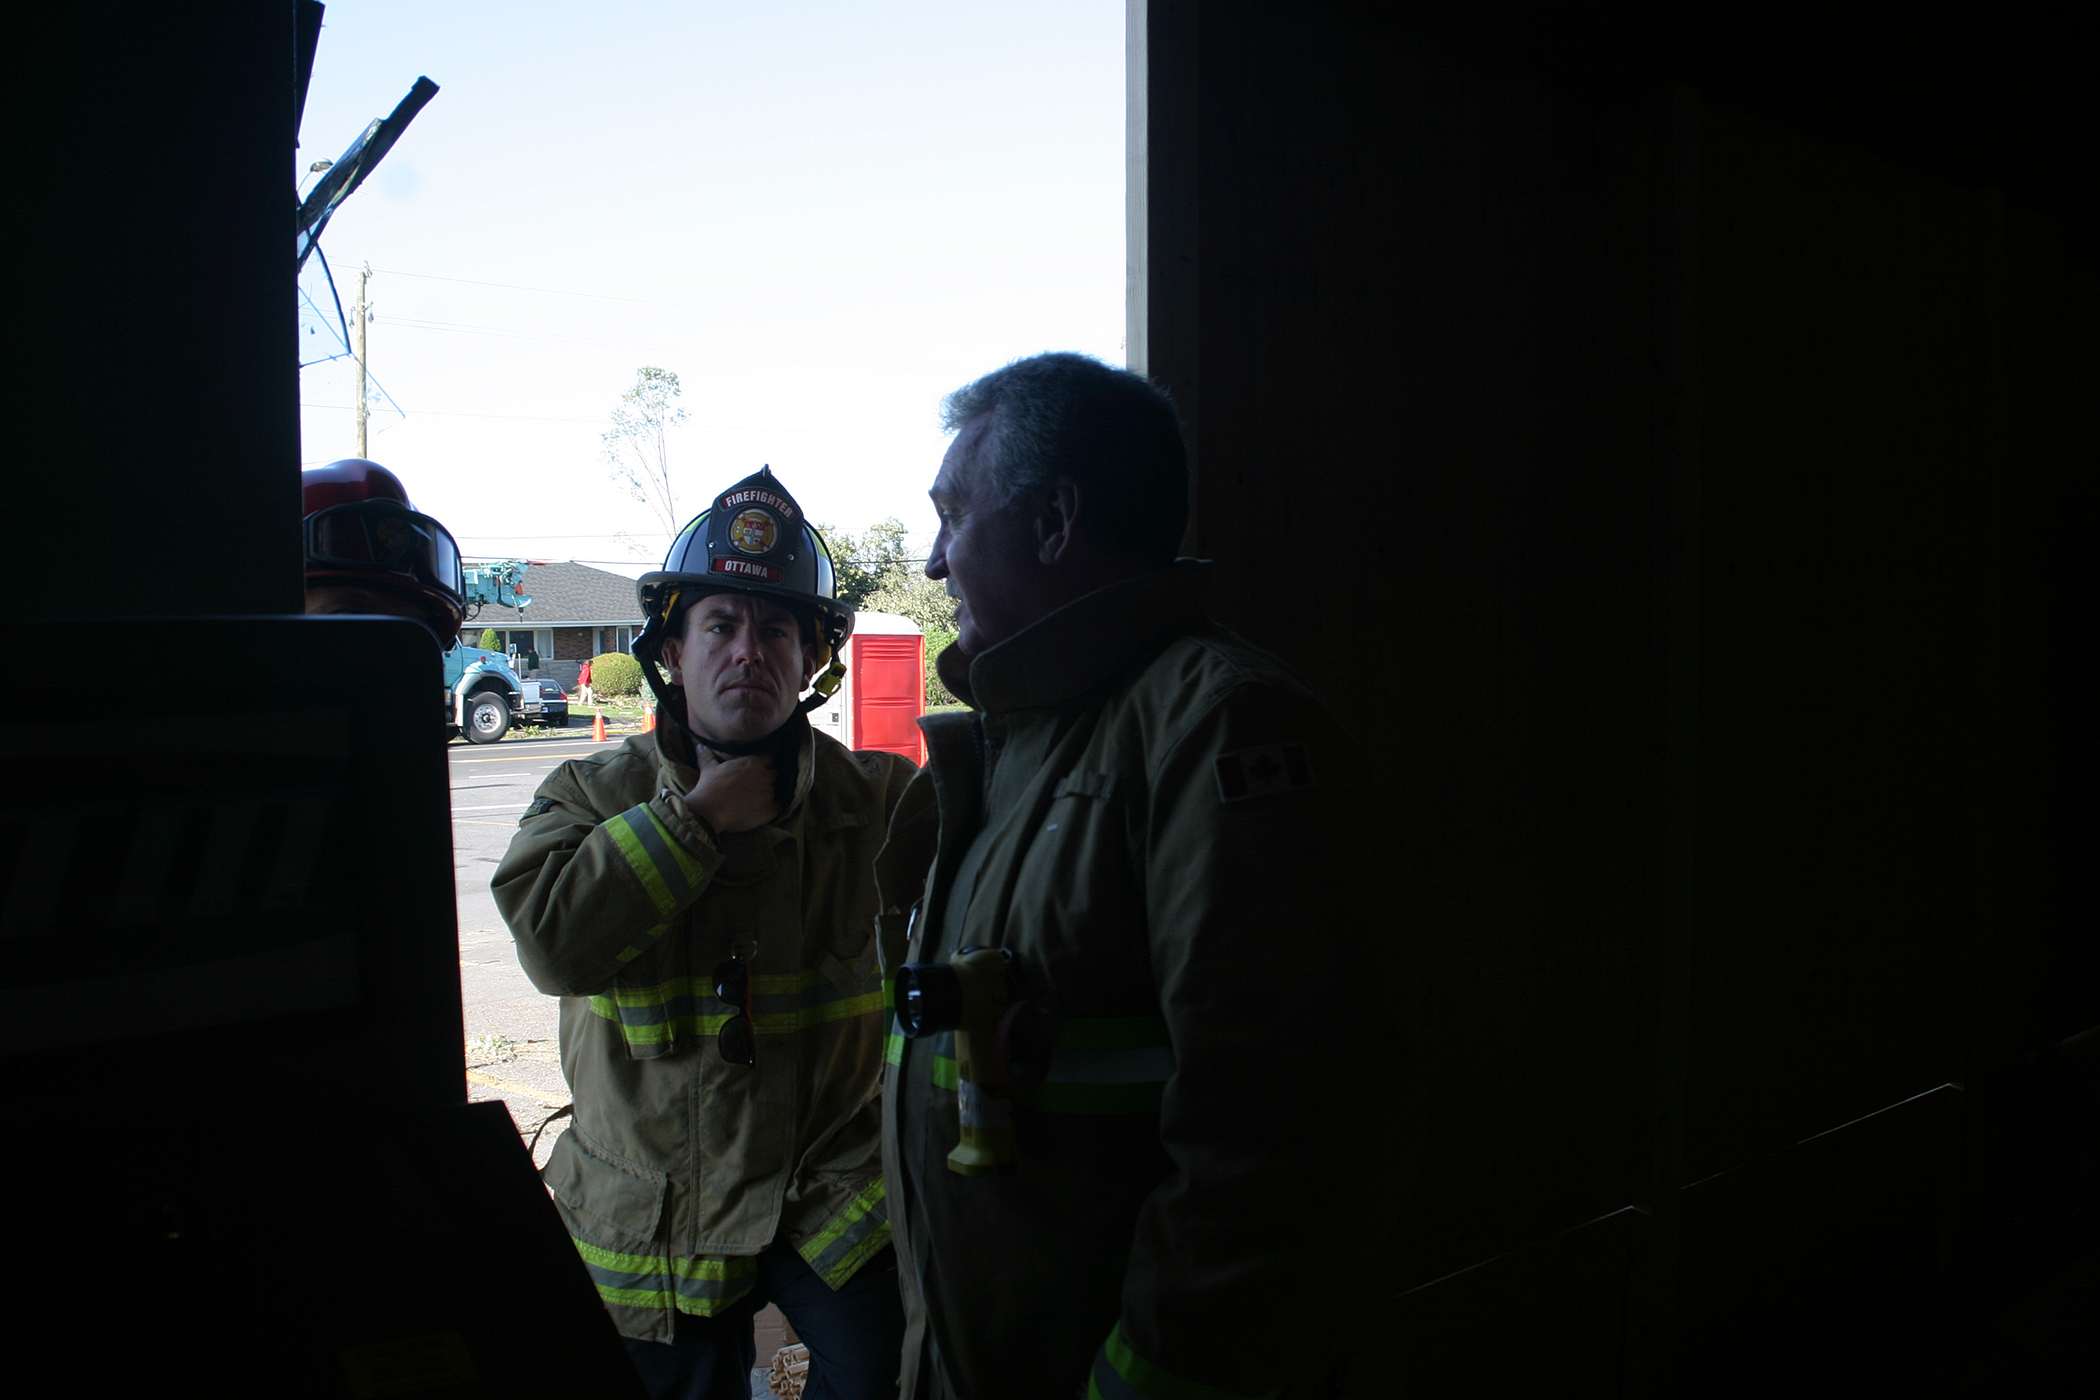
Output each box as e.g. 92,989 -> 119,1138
673,1270 -> 757,1306
580,1254 -> 655,1294
622,806 -> 698,906
804,1196 -> 890,1285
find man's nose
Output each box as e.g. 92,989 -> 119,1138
925,539 -> 947,580
729,626 -> 768,665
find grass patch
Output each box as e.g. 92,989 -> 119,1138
467,1033 -> 518,1064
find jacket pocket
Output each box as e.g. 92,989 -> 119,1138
542,1127 -> 668,1248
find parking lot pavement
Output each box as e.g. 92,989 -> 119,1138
450,726 -> 639,1165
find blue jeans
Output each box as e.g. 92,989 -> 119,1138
623,1244 -> 903,1400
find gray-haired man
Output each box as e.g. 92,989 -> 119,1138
877,353 -> 1371,1399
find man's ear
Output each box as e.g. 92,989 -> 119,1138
1035,478 -> 1082,565
658,634 -> 684,675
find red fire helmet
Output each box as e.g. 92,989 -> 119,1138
301,458 -> 467,637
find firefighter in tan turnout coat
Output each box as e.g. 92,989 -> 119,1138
495,468 -> 914,1400
880,355 -> 1374,1400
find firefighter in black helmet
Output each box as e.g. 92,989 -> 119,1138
633,467 -> 852,759
493,466 -> 914,1400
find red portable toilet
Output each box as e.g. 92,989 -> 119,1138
806,610 -> 925,765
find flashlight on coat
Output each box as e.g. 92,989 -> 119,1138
895,946 -> 1038,1177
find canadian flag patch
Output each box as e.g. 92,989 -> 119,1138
1213,743 -> 1314,803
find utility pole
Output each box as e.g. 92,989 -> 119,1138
354,264 -> 370,458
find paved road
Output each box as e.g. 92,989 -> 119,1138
448,723 -> 638,1167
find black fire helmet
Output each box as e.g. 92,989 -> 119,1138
631,466 -> 853,729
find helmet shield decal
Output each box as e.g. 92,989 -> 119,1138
705,468 -> 803,579
727,508 -> 779,554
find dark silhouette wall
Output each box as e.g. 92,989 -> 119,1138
7,0 -> 2088,1392
7,9 -> 643,1392
1130,2 -> 2094,1392
12,4 -> 302,620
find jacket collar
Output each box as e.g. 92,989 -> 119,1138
653,710 -> 817,821
960,559 -> 1210,715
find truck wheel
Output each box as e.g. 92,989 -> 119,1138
464,690 -> 511,744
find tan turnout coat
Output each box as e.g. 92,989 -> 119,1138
494,720 -> 916,1343
878,562 -> 1375,1400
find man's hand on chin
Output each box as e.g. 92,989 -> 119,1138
684,750 -> 780,835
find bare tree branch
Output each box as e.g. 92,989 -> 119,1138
601,366 -> 690,542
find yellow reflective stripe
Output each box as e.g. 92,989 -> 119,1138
1089,1321 -> 1279,1400
614,922 -> 670,967
640,804 -> 707,888
605,807 -> 679,916
798,1178 -> 884,1261
573,1239 -> 757,1281
763,990 -> 883,1033
573,1237 -> 670,1273
890,1035 -> 953,1078
587,997 -> 732,1038
597,1285 -> 677,1308
593,968 -> 861,1007
573,1239 -> 760,1317
798,1178 -> 891,1287
587,980 -> 883,1046
594,976 -> 713,1008
817,1221 -> 891,1289
604,803 -> 707,917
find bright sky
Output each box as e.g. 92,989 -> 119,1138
297,0 -> 1125,575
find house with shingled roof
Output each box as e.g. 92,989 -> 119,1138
460,561 -> 646,684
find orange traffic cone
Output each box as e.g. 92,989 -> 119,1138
642,704 -> 656,733
592,711 -> 608,742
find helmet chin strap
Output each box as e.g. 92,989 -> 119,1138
796,650 -> 848,715
687,719 -> 786,759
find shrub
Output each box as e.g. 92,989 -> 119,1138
477,627 -> 502,651
921,627 -> 959,708
591,652 -> 642,696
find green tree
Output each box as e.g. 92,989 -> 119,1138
477,627 -> 502,650
602,366 -> 689,541
817,517 -> 913,613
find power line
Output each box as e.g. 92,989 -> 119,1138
302,403 -> 599,424
370,313 -> 980,377
358,265 -> 1054,343
297,402 -> 941,437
